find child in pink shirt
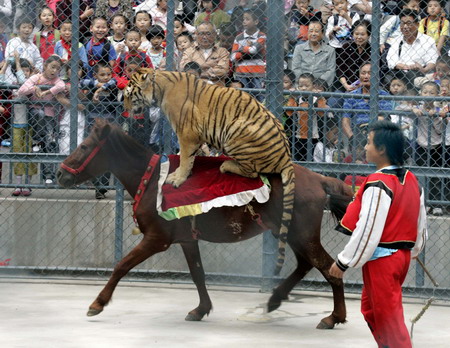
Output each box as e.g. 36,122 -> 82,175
18,55 -> 65,184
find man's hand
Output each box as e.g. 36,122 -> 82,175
329,262 -> 344,279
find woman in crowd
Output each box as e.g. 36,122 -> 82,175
336,19 -> 371,92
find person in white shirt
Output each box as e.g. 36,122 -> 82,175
386,8 -> 438,89
325,0 -> 361,49
5,18 -> 43,84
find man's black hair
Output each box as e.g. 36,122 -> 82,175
284,69 -> 296,85
183,61 -> 202,76
147,25 -> 165,40
399,8 -> 420,22
369,120 -> 405,166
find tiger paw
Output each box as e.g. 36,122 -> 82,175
166,172 -> 187,188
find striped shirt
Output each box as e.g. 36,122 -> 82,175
231,30 -> 266,77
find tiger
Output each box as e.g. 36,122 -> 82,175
123,68 -> 295,274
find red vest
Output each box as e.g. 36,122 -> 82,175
337,169 -> 420,249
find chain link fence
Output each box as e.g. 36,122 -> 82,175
0,0 -> 449,301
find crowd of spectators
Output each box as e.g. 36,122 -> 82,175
0,0 -> 449,213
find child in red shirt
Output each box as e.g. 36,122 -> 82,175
34,7 -> 60,60
114,29 -> 153,78
117,57 -> 152,147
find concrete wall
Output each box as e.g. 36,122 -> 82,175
0,193 -> 448,291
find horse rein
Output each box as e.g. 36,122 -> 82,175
60,139 -> 107,175
132,154 -> 161,233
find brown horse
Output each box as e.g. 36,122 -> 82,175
56,119 -> 353,329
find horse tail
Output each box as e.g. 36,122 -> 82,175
275,163 -> 296,275
321,175 -> 353,222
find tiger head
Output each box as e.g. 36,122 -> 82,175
123,68 -> 156,114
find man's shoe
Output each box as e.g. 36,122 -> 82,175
21,188 -> 32,196
95,190 -> 106,200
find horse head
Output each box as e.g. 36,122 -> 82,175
123,68 -> 156,116
57,118 -> 112,188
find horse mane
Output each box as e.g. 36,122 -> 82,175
107,124 -> 152,166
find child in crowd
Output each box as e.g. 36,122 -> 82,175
146,25 -> 166,69
0,14 -> 9,64
313,77 -> 334,139
287,0 -> 318,49
134,11 -> 153,52
174,15 -> 195,36
389,75 -> 408,107
313,117 -> 341,163
194,0 -> 231,29
412,81 -> 445,215
231,9 -> 266,101
17,55 -> 65,185
419,0 -> 449,55
54,21 -> 89,76
150,0 -> 168,30
414,54 -> 450,88
114,29 -> 153,77
56,61 -> 87,155
94,0 -> 134,24
173,31 -> 193,71
5,19 -> 43,81
81,62 -> 118,199
282,69 -> 297,141
34,6 -> 59,61
108,14 -> 128,55
294,72 -> 325,162
0,53 -> 35,196
389,77 -> 415,157
85,17 -> 117,78
117,57 -> 153,148
326,0 -> 360,50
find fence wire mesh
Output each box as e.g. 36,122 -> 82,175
0,0 -> 449,300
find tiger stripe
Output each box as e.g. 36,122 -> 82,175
124,69 -> 295,274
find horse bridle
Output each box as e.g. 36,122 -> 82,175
60,139 -> 107,176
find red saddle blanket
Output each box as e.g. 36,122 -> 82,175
157,155 -> 271,220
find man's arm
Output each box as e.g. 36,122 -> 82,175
208,48 -> 230,79
330,184 -> 391,277
411,187 -> 428,258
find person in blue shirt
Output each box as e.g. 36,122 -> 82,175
84,17 -> 117,78
342,62 -> 394,149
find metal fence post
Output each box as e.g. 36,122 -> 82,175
165,0 -> 176,72
69,0 -> 80,152
262,0 -> 285,292
114,181 -> 125,264
369,0 -> 381,122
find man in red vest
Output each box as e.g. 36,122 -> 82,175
329,120 -> 428,348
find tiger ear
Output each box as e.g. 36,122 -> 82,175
138,68 -> 155,90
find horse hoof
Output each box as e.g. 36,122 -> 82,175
87,308 -> 103,317
316,318 -> 335,330
266,300 -> 281,313
185,313 -> 203,321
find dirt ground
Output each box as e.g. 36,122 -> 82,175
0,279 -> 449,348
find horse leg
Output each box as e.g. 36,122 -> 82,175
304,246 -> 347,329
180,241 -> 213,321
87,236 -> 169,316
267,252 -> 313,313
